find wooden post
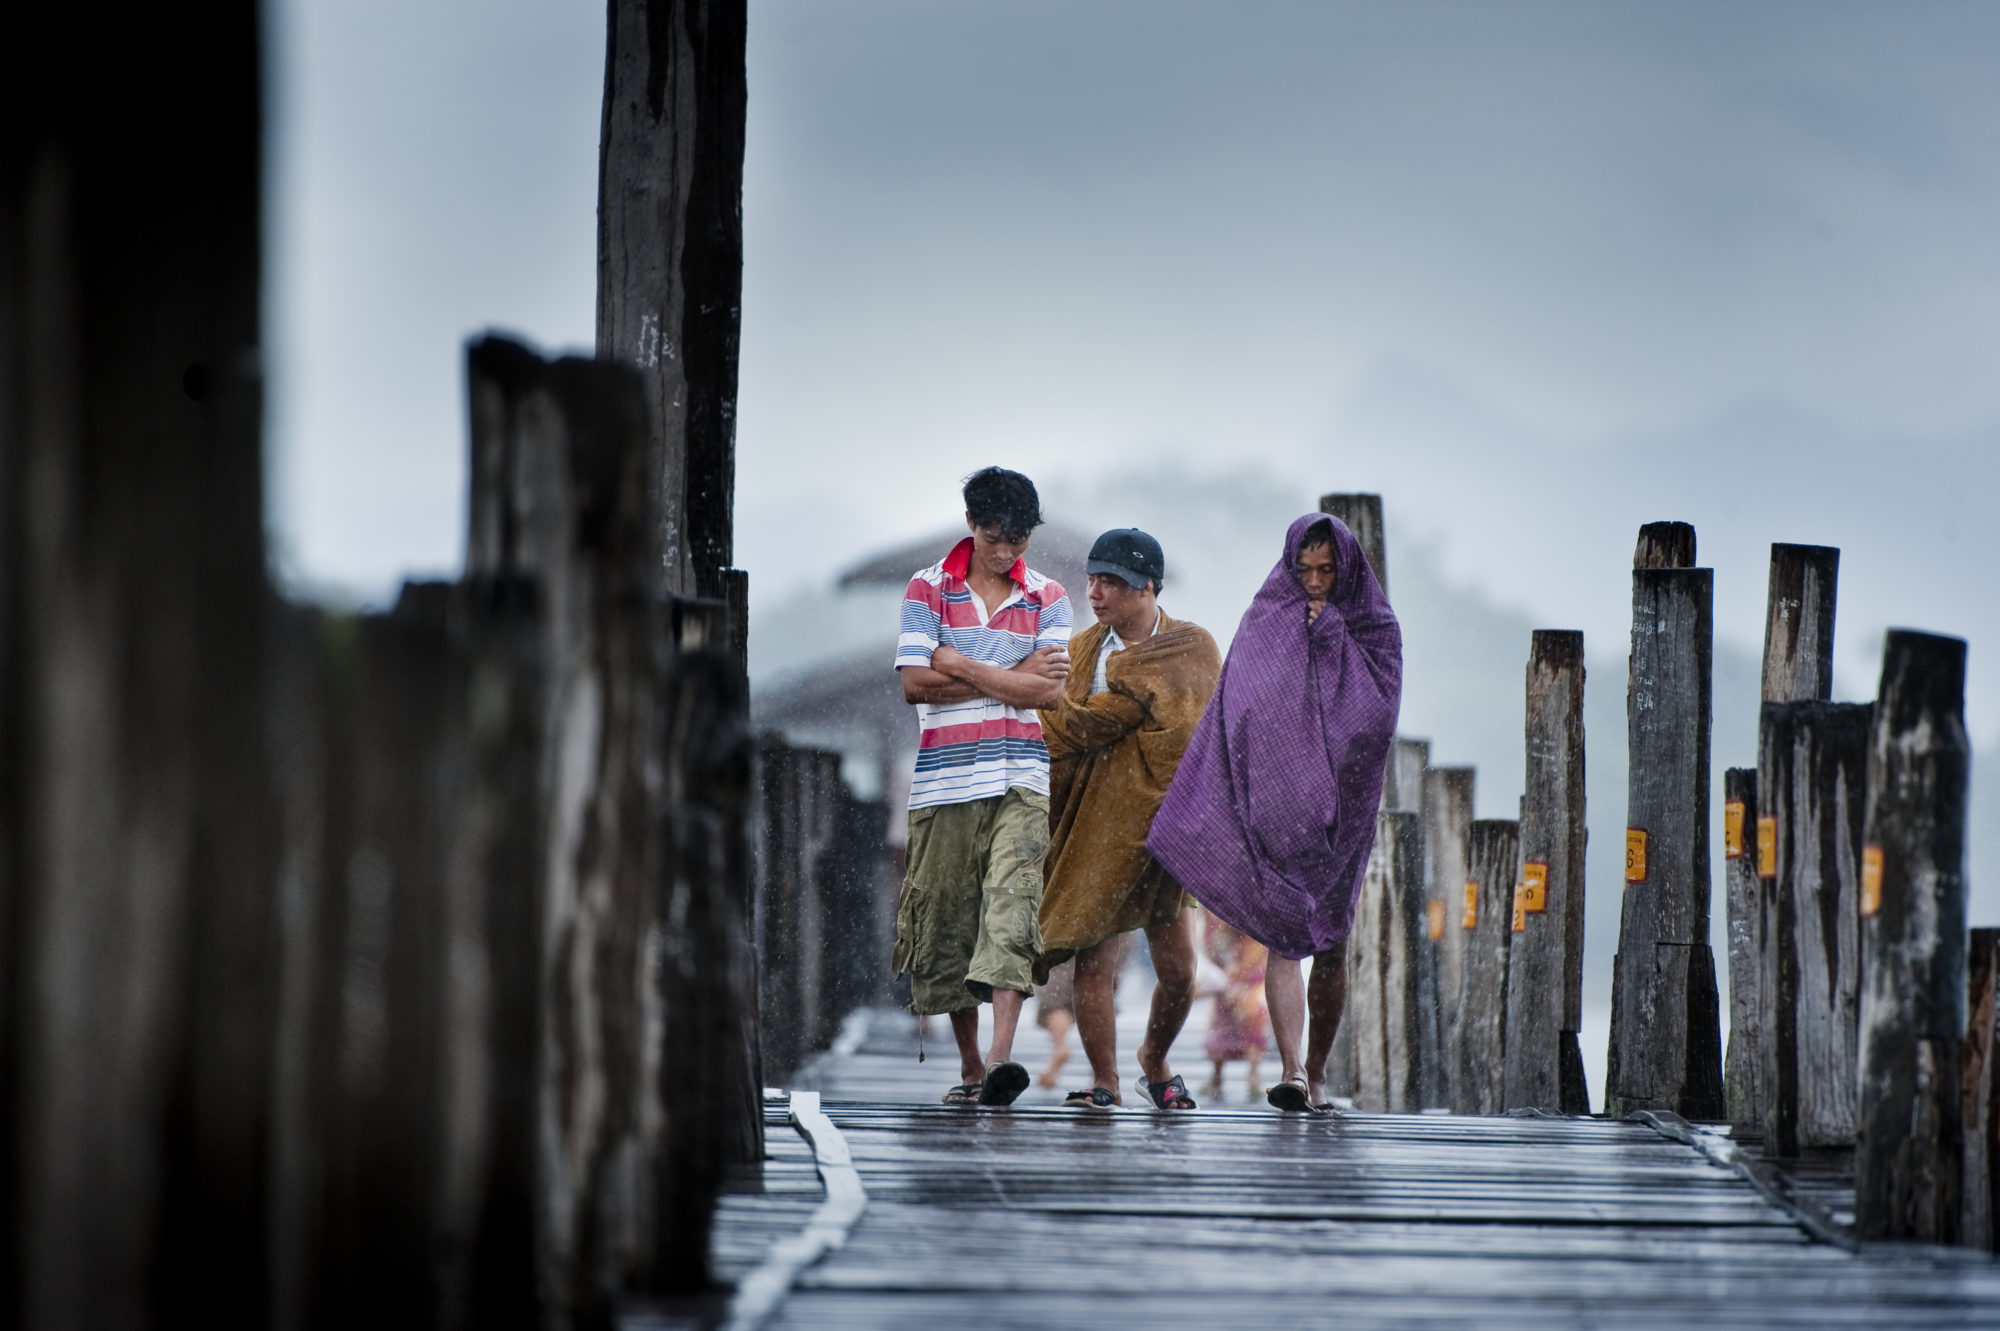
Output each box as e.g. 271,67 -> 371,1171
1424,767 -> 1475,1112
1855,630 -> 1970,1243
1456,820 -> 1520,1115
1966,929 -> 2000,1252
1347,820 -> 1392,1111
1721,768 -> 1764,1127
1757,701 -> 1870,1155
1366,812 -> 1429,1111
1389,736 -> 1431,813
1504,630 -> 1589,1114
598,0 -> 749,600
1633,521 -> 1696,570
2,5 -> 273,1325
1762,544 -> 1839,704
1607,551 -> 1724,1120
1318,493 -> 1388,598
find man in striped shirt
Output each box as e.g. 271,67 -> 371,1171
893,467 -> 1073,1106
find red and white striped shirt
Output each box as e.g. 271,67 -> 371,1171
894,538 -> 1073,810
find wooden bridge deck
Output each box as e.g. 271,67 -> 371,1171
657,1007 -> 2000,1330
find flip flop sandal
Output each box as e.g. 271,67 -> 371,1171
1266,1078 -> 1313,1113
1064,1087 -> 1118,1108
977,1061 -> 1031,1106
1136,1073 -> 1198,1111
941,1082 -> 983,1105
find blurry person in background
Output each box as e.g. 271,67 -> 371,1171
1200,912 -> 1271,1101
1149,515 -> 1402,1113
892,467 -> 1073,1106
1034,529 -> 1221,1110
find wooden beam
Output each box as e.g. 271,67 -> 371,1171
1456,819 -> 1520,1115
1762,544 -> 1839,704
1721,767 -> 1765,1128
1965,928 -> 2000,1253
1505,630 -> 1589,1114
1855,630 -> 1969,1243
1424,767 -> 1476,1113
1633,521 -> 1696,570
1318,493 -> 1388,600
597,0 -> 749,599
1607,553 -> 1723,1121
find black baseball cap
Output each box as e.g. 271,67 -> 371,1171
1086,528 -> 1165,591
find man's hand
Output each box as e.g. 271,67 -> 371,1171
1012,645 -> 1071,682
1307,600 -> 1326,625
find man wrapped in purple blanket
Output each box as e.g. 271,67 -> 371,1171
1147,513 -> 1402,1112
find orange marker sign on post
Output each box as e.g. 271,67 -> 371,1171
1625,829 -> 1647,885
1427,899 -> 1445,941
1520,861 -> 1548,913
1757,816 -> 1778,879
1861,844 -> 1883,917
1462,880 -> 1478,930
1723,800 -> 1745,860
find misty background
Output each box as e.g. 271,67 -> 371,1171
268,1 -> 1999,1099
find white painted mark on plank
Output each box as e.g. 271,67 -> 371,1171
636,313 -> 661,368
725,1090 -> 869,1331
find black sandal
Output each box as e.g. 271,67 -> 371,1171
941,1082 -> 983,1105
977,1061 -> 1031,1106
1064,1087 -> 1117,1108
1266,1078 -> 1313,1113
1136,1073 -> 1198,1111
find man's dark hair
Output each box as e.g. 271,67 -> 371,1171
1300,518 -> 1335,551
962,467 -> 1044,540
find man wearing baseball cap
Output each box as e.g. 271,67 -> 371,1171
1034,528 -> 1221,1109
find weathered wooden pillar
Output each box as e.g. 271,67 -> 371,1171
465,335 -> 688,1311
1855,630 -> 1970,1243
1423,767 -> 1475,1112
1757,701 -> 1870,1155
1318,493 -> 1387,597
1504,631 -> 1589,1114
1633,520 -> 1696,570
1721,768 -> 1764,1127
1762,544 -> 1839,703
1346,820 -> 1393,1111
1456,819 -> 1520,1115
2,4 -> 273,1325
1965,929 -> 2000,1253
598,0 -> 749,600
1607,537 -> 1724,1121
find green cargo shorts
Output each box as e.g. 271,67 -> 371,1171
893,786 -> 1050,1016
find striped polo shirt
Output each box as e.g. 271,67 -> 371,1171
895,538 -> 1073,810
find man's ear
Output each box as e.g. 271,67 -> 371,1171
965,511 -> 978,534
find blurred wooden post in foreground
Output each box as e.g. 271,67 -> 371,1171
1457,820 -> 1521,1114
1721,768 -> 1763,1126
1504,631 -> 1590,1114
1,4 -> 274,1325
1607,527 -> 1723,1120
1855,630 -> 1969,1243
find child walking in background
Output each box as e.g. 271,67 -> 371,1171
1201,913 -> 1270,1099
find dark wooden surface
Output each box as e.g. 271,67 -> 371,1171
1319,492 -> 1388,599
675,1008 -> 2000,1330
1457,820 -> 1519,1115
1423,767 -> 1475,1112
1609,563 -> 1723,1119
1857,630 -> 1971,1242
1762,544 -> 1840,705
1722,767 -> 1764,1127
1506,629 -> 1589,1114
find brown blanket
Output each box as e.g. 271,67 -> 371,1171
1037,612 -> 1222,952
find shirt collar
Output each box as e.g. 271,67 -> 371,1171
941,537 -> 1026,587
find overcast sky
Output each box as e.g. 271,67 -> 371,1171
270,0 -> 2000,733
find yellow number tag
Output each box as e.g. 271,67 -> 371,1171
1757,816 -> 1778,880
1625,829 -> 1647,884
1861,845 -> 1883,917
1462,880 -> 1479,931
1724,801 -> 1745,860
1521,862 -> 1548,913
1426,899 -> 1445,942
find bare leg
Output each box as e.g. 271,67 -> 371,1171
1073,941 -> 1123,1100
1136,907 -> 1197,1087
1246,1049 -> 1263,1097
1205,1059 -> 1225,1099
1303,948 -> 1349,1106
1036,1009 -> 1075,1089
948,1007 -> 985,1088
986,989 -> 1026,1067
1266,955 -> 1306,1088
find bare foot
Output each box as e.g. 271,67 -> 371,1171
1036,1043 -> 1071,1090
